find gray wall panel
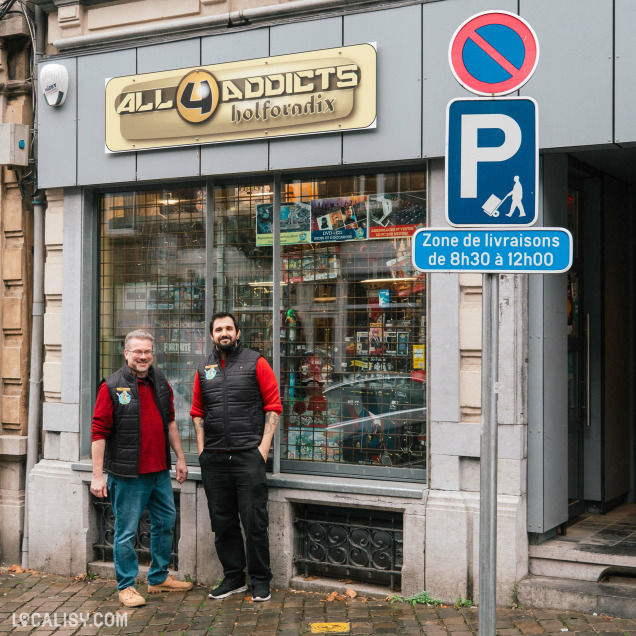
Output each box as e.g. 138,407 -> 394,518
343,5 -> 422,165
136,39 -> 201,181
61,188 -> 82,404
201,28 -> 269,65
428,159 -> 460,423
77,50 -> 136,186
37,58 -> 77,188
270,18 -> 341,56
422,0 -> 516,159
269,18 -> 342,170
201,29 -> 269,176
520,0 -> 613,148
615,0 -> 636,144
527,154 -> 568,533
137,38 -> 200,73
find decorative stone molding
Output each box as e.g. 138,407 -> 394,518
58,3 -> 81,29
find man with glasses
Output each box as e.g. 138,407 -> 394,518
90,329 -> 192,608
191,312 -> 281,603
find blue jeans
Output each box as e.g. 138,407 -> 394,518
107,470 -> 176,590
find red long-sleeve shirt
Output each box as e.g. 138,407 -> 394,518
190,356 -> 282,419
92,378 -> 175,474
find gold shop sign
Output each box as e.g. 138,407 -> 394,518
105,43 -> 376,152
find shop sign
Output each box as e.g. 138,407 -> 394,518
105,44 -> 376,152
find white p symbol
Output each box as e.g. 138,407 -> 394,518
460,114 -> 522,198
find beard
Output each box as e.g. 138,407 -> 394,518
216,338 -> 237,352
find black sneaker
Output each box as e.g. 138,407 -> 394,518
251,582 -> 271,602
209,578 -> 248,599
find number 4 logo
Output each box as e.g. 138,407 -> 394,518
176,69 -> 220,124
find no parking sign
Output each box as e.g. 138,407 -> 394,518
449,11 -> 539,96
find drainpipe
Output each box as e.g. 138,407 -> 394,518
21,3 -> 46,569
21,195 -> 45,568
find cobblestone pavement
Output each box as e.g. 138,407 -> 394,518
1,571 -> 635,635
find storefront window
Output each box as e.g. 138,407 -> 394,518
99,187 -> 206,452
97,170 -> 427,478
275,172 -> 427,479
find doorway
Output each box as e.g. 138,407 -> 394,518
567,159 -> 635,516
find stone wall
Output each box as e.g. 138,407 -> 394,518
0,13 -> 33,566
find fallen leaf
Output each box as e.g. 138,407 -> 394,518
345,589 -> 357,599
344,579 -> 355,584
8,565 -> 24,574
325,591 -> 345,601
304,575 -> 317,581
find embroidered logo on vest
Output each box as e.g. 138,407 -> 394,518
205,365 -> 218,380
117,387 -> 131,405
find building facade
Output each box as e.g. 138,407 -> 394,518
23,0 -> 636,605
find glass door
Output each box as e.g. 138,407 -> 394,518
567,184 -> 585,518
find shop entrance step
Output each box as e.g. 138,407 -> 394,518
517,574 -> 636,618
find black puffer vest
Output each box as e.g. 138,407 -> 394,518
102,364 -> 173,477
197,343 -> 264,451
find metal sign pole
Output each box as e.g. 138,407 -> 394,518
479,272 -> 499,636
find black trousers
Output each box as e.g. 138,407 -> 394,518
199,447 -> 272,584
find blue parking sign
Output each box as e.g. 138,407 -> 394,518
446,97 -> 538,227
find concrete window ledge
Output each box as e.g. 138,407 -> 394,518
72,461 -> 426,499
267,472 -> 426,499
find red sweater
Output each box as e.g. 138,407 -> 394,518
190,356 -> 282,418
92,378 -> 175,474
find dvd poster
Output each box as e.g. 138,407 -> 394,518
256,202 -> 311,246
311,196 -> 368,242
368,193 -> 426,239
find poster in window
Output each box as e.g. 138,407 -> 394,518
302,252 -> 339,282
282,253 -> 304,283
386,254 -> 426,297
368,193 -> 426,239
311,196 -> 368,242
397,332 -> 409,356
256,202 -> 311,246
369,324 -> 383,355
413,344 -> 425,370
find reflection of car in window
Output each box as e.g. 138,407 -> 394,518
322,375 -> 426,467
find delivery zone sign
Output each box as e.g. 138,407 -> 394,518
412,228 -> 573,274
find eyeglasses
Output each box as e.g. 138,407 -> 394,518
127,349 -> 153,356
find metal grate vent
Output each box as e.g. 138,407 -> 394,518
294,503 -> 403,589
92,492 -> 180,569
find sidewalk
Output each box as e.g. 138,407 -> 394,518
1,570 -> 634,635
